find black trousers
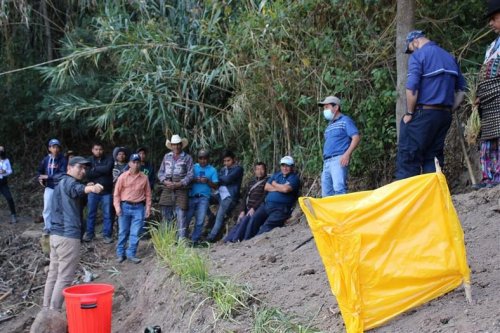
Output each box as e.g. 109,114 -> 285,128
0,179 -> 16,215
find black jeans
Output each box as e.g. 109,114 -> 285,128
0,179 -> 16,215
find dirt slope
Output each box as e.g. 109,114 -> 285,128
0,186 -> 499,333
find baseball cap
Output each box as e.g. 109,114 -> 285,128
280,155 -> 295,166
69,156 -> 91,166
318,96 -> 341,107
405,30 -> 425,54
198,149 -> 210,158
129,153 -> 141,162
48,138 -> 61,147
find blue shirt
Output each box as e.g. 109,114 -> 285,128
189,164 -> 218,198
323,115 -> 359,159
406,42 -> 466,107
265,171 -> 300,206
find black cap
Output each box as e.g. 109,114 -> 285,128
486,0 -> 500,18
69,156 -> 91,166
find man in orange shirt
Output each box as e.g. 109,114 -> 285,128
113,153 -> 152,264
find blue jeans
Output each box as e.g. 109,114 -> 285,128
243,202 -> 291,240
207,196 -> 237,241
86,193 -> 113,238
396,109 -> 452,180
161,205 -> 187,238
186,196 -> 210,242
43,187 -> 54,233
117,202 -> 145,258
321,155 -> 348,197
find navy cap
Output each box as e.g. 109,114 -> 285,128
129,153 -> 141,162
405,30 -> 425,54
48,138 -> 61,147
69,156 -> 91,166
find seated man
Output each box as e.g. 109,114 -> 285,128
224,162 -> 268,243
186,149 -> 218,243
243,156 -> 299,240
206,150 -> 243,242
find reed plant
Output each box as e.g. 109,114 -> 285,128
150,222 -> 250,319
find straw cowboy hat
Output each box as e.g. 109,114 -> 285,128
165,134 -> 188,150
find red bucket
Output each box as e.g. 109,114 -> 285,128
63,283 -> 115,333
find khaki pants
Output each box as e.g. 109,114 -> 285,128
43,235 -> 80,310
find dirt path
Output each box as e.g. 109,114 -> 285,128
0,186 -> 499,332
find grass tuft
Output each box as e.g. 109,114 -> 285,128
150,222 -> 250,319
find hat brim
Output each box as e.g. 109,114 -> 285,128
485,8 -> 500,19
166,138 -> 188,150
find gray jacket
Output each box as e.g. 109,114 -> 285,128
50,174 -> 87,239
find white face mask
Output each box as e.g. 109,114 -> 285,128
323,108 -> 335,121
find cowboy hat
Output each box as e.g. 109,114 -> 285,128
166,134 -> 188,150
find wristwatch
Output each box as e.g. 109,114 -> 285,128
405,111 -> 414,116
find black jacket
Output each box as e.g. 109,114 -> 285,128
86,154 -> 114,194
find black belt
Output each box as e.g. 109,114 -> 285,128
416,104 -> 451,111
191,194 -> 207,198
324,155 -> 338,161
121,201 -> 145,206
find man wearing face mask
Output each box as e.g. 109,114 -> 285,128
318,96 -> 360,197
396,30 -> 466,180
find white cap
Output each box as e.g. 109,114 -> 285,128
318,96 -> 341,106
280,155 -> 294,166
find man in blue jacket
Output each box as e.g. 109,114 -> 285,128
396,31 -> 466,179
38,138 -> 67,235
243,156 -> 300,240
43,156 -> 103,310
83,142 -> 114,243
206,150 -> 243,242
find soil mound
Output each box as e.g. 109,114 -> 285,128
0,186 -> 498,332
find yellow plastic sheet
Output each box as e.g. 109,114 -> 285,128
299,172 -> 470,332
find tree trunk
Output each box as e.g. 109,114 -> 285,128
395,0 -> 415,137
41,0 -> 53,61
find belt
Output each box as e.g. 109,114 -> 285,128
416,104 -> 451,111
324,155 -> 339,161
191,194 -> 207,198
121,201 -> 145,206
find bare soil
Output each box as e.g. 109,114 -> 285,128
0,185 -> 498,333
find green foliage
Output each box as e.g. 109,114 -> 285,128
253,306 -> 321,333
149,222 -> 251,319
0,0 -> 490,187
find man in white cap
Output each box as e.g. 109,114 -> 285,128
243,155 -> 300,240
318,96 -> 360,197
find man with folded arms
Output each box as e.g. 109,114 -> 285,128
113,153 -> 152,264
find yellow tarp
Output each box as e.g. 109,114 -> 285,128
299,172 -> 470,332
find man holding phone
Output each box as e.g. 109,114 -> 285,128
185,149 -> 218,243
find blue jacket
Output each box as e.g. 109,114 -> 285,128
218,164 -> 244,201
37,154 -> 67,189
406,42 -> 466,106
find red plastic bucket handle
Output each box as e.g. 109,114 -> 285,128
80,297 -> 98,309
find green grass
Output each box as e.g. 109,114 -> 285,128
150,222 -> 250,319
253,306 -> 322,333
150,222 -> 321,330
